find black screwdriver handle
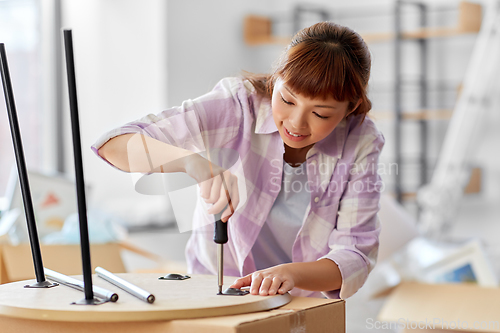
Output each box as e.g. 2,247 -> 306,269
213,210 -> 228,244
212,169 -> 231,245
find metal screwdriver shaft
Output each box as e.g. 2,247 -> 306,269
213,207 -> 228,295
213,175 -> 248,296
205,150 -> 231,295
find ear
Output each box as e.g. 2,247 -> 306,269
346,98 -> 362,117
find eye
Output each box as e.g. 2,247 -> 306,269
314,112 -> 329,119
280,95 -> 294,105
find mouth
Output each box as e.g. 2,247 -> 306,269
283,126 -> 308,141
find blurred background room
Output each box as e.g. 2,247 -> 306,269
1,0 -> 499,332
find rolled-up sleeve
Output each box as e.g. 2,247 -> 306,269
320,130 -> 385,299
91,78 -> 247,164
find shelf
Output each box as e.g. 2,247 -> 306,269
394,167 -> 481,201
243,15 -> 291,46
403,109 -> 454,120
362,27 -> 477,43
402,192 -> 417,201
360,32 -> 394,43
370,109 -> 454,121
401,27 -> 475,39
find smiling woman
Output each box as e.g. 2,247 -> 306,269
94,21 -> 384,300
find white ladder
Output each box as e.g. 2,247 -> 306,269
417,0 -> 500,238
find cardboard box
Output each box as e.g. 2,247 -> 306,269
378,282 -> 500,332
0,296 -> 344,333
0,243 -> 125,284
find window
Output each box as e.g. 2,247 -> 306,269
0,0 -> 42,197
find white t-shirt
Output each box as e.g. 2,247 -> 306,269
252,161 -> 309,270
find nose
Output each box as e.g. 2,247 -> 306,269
289,109 -> 307,130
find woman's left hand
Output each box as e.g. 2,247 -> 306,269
229,264 -> 296,296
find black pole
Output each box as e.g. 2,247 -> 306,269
0,43 -> 57,289
63,30 -> 103,305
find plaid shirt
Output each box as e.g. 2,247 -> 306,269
92,77 -> 384,299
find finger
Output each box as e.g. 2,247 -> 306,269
229,275 -> 251,289
209,183 -> 230,216
278,280 -> 294,294
250,273 -> 263,295
259,277 -> 273,296
221,173 -> 239,222
221,185 -> 233,222
229,174 -> 240,212
268,277 -> 283,295
199,177 -> 213,200
207,174 -> 222,204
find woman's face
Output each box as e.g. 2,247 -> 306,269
272,78 -> 351,151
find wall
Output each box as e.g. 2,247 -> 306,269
166,0 -> 285,107
60,0 -> 286,226
61,0 -> 169,225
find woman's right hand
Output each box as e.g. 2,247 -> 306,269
182,154 -> 239,222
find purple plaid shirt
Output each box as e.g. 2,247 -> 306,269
92,77 -> 384,299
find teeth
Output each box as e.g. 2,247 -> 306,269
287,128 -> 302,137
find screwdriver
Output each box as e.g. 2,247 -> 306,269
214,206 -> 228,295
205,149 -> 233,295
213,171 -> 235,295
213,194 -> 248,296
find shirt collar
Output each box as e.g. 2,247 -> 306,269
254,98 -> 353,159
254,100 -> 278,134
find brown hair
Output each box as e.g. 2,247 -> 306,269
244,22 -> 372,119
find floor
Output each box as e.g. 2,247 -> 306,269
123,193 -> 500,333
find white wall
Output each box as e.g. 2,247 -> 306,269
61,0 -> 169,225
166,0 -> 286,107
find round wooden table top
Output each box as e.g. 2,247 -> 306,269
0,273 -> 291,322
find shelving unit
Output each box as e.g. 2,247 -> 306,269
393,0 -> 481,203
242,1 -> 482,204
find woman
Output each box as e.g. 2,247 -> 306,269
94,22 -> 384,299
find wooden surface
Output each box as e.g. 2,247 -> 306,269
370,109 -> 454,121
0,273 -> 291,322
